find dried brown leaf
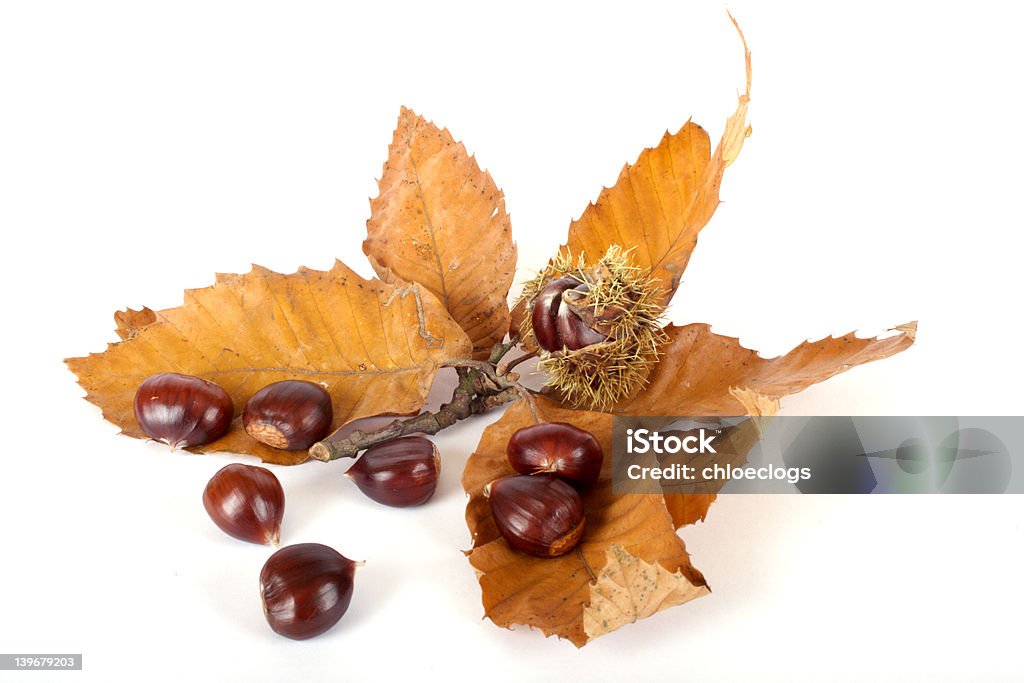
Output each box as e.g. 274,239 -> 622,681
463,397 -> 707,646
507,297 -> 530,347
113,306 -> 157,340
656,417 -> 766,529
66,261 -> 472,465
562,17 -> 751,304
614,322 -> 917,416
660,492 -> 718,529
650,325 -> 911,523
657,388 -> 777,528
729,386 -> 779,437
542,322 -> 914,531
365,107 -> 517,359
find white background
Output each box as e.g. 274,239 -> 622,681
2,1 -> 1023,681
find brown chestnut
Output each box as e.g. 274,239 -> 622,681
531,277 -> 607,352
203,463 -> 284,545
133,372 -> 233,449
259,543 -> 358,640
507,422 -> 604,486
243,380 -> 332,450
345,436 -> 440,507
484,474 -> 585,558
531,277 -> 577,352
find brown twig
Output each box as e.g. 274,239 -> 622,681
497,349 -> 538,376
308,339 -> 527,462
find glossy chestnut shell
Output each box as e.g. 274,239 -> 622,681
203,463 -> 284,545
507,422 -> 604,486
259,543 -> 357,640
346,436 -> 440,507
485,474 -> 585,558
531,277 -> 607,352
243,380 -> 332,451
133,372 -> 233,449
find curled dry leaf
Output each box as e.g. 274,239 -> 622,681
463,397 -> 709,647
653,388 -> 778,528
612,322 -> 917,417
561,15 -> 752,306
66,261 -> 471,465
113,306 -> 157,340
507,297 -> 530,348
729,386 -> 781,437
610,323 -> 914,528
365,107 -> 517,360
655,412 -> 772,530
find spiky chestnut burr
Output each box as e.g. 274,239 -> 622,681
518,245 -> 668,408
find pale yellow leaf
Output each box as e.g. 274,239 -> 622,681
583,544 -> 710,641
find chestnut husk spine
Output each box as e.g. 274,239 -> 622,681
485,474 -> 585,558
345,436 -> 441,507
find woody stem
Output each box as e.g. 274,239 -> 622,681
308,338 -> 524,462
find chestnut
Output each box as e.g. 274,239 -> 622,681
259,543 -> 358,640
243,380 -> 332,451
133,372 -> 233,449
345,436 -> 440,507
531,277 -> 607,352
507,422 -> 604,486
203,463 -> 284,545
484,475 -> 585,558
531,277 -> 577,352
